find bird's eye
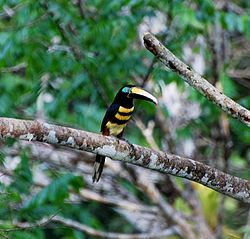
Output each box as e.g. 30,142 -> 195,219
122,87 -> 130,93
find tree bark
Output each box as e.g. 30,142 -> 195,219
143,32 -> 250,127
0,117 -> 249,203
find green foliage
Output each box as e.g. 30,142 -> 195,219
230,119 -> 250,145
0,151 -> 5,166
220,12 -> 250,35
221,73 -> 238,98
7,230 -> 44,239
195,183 -> 221,229
11,149 -> 33,194
174,197 -> 192,215
24,173 -> 83,209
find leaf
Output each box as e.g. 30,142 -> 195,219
11,231 -> 44,239
0,152 -> 5,166
11,149 -> 33,194
220,73 -> 238,98
230,152 -> 247,168
180,9 -> 204,30
23,173 -> 84,209
193,182 -> 220,229
230,119 -> 250,145
174,197 -> 191,215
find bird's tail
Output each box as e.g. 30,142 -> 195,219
92,154 -> 105,183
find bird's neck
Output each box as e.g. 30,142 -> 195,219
114,97 -> 134,108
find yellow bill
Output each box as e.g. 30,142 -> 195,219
129,87 -> 158,105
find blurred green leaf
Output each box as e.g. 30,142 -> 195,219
221,73 -> 238,98
0,152 -> 5,166
230,119 -> 250,145
11,149 -> 33,194
23,173 -> 84,209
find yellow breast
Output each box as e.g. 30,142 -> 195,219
115,112 -> 131,121
105,106 -> 134,136
106,121 -> 127,136
118,106 -> 134,113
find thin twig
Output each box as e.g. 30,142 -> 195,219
0,13 -> 48,32
134,117 -> 214,238
79,189 -> 158,213
40,1 -> 110,105
76,0 -> 85,18
40,1 -> 82,60
7,215 -> 179,239
134,117 -> 159,151
135,178 -> 197,239
0,165 -> 158,217
0,210 -> 61,233
141,57 -> 157,87
0,2 -> 28,19
53,216 -> 179,238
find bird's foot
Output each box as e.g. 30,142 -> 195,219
120,137 -> 135,151
120,137 -> 130,144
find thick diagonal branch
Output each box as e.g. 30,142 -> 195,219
143,32 -> 250,127
0,117 -> 249,203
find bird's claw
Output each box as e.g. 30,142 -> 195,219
120,137 -> 130,144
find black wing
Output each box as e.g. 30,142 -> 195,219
101,103 -> 119,132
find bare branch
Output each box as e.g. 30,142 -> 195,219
76,0 -> 85,18
0,2 -> 28,19
52,216 -> 179,238
0,117 -> 249,203
0,211 -> 61,233
134,116 -> 195,237
8,216 -> 178,239
0,166 -> 159,221
143,32 -> 250,127
79,189 -> 158,213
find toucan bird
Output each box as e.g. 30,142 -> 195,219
92,85 -> 158,182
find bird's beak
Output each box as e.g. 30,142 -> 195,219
129,87 -> 158,105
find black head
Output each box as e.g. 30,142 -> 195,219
113,85 -> 158,106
